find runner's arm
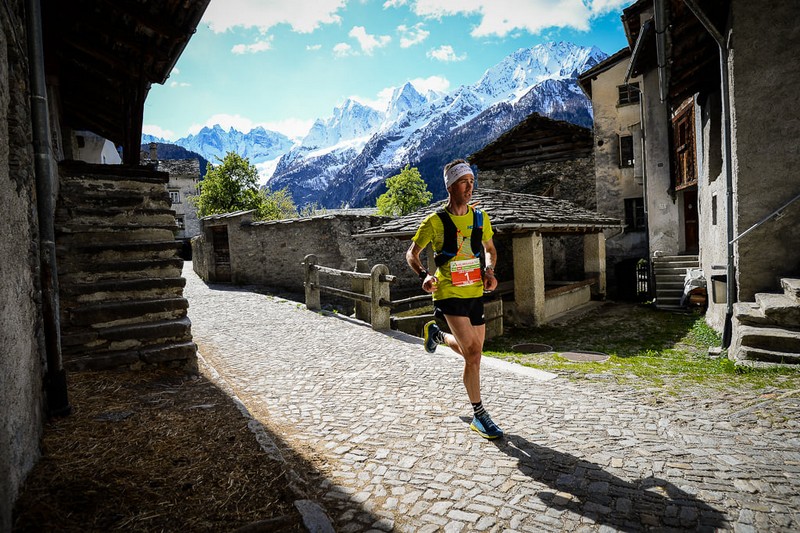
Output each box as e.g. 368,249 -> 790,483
482,238 -> 498,291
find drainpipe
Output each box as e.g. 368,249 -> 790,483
26,0 -> 71,415
654,0 -> 669,104
683,0 -> 736,347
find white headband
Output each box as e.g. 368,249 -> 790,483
444,162 -> 473,189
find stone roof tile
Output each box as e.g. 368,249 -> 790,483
356,188 -> 622,238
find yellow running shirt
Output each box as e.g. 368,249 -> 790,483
411,206 -> 494,300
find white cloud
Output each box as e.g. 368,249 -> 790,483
587,0 -> 633,16
333,42 -> 354,57
383,0 -> 408,7
232,37 -> 274,54
398,23 -> 429,47
427,45 -> 466,62
171,67 -> 181,75
142,125 -> 176,141
349,26 -> 391,55
405,0 -> 631,36
306,44 -> 322,51
202,0 -> 345,33
169,81 -> 191,88
409,75 -> 450,94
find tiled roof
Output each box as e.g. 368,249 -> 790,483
356,188 -> 622,238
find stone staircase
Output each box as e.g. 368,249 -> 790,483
55,161 -> 197,371
731,278 -> 800,368
652,254 -> 700,309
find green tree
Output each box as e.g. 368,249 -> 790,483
257,187 -> 298,220
376,165 -> 432,216
192,151 -> 298,221
193,152 -> 261,217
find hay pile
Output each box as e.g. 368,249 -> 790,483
12,368 -> 305,532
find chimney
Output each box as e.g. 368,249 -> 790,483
149,142 -> 158,161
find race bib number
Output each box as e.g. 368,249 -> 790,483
450,258 -> 482,287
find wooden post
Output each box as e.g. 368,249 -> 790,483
370,264 -> 391,330
353,258 -> 370,322
303,254 -> 320,311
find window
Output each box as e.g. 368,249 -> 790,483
712,194 -> 718,226
169,190 -> 181,204
619,135 -> 634,168
672,100 -> 697,189
625,198 -> 646,231
176,215 -> 185,230
618,83 -> 640,105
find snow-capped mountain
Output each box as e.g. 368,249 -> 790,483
268,41 -> 604,207
144,41 -> 605,207
143,124 -> 294,167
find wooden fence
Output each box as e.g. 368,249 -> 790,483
302,254 -> 432,331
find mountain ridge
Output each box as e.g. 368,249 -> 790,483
144,41 -> 605,208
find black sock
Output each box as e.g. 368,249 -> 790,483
472,401 -> 486,417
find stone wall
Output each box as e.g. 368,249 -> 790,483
477,157 -> 596,282
729,0 -> 800,300
193,212 -> 418,301
0,4 -> 46,530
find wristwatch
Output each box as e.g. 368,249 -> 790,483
418,269 -> 429,281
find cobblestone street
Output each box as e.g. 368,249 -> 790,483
184,264 -> 800,532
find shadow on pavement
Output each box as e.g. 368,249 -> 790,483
491,432 -> 728,531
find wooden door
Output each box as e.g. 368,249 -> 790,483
683,189 -> 699,254
211,226 -> 231,282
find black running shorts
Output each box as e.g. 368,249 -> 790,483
433,297 -> 485,326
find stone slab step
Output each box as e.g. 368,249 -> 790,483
735,346 -> 800,365
58,188 -> 171,211
63,340 -> 197,372
733,302 -> 776,327
65,297 -> 189,328
58,242 -> 181,266
61,316 -> 193,355
57,206 -> 175,223
59,257 -> 184,276
63,239 -> 181,255
735,358 -> 800,370
57,220 -> 178,234
61,277 -> 186,303
734,324 -> 800,353
58,263 -> 183,285
756,293 -> 800,327
55,228 -> 177,245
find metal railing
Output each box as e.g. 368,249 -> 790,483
731,192 -> 800,244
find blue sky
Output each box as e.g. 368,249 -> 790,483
142,0 -> 633,141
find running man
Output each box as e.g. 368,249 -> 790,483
405,159 -> 503,439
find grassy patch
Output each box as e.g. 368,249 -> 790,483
484,303 -> 800,394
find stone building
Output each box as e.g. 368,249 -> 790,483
578,49 -> 649,300
192,210 -> 413,299
143,143 -> 202,256
358,189 -> 622,327
0,1 -> 209,528
467,114 -> 607,289
620,0 -> 800,365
